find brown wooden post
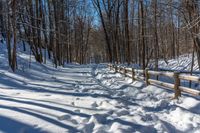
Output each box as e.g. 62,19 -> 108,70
115,65 -> 117,72
132,68 -> 135,81
145,68 -> 150,85
124,67 -> 127,77
174,71 -> 181,99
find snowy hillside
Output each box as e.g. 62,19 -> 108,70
158,54 -> 199,71
0,42 -> 200,133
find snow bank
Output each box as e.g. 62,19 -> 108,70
158,54 -> 199,71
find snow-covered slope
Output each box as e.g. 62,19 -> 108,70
158,54 -> 199,71
0,42 -> 200,133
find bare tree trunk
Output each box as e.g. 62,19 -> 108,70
11,0 -> 17,72
6,5 -> 12,66
140,0 -> 145,70
153,0 -> 158,71
124,0 -> 131,65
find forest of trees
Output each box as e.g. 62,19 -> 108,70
0,0 -> 200,72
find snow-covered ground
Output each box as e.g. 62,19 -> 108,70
0,42 -> 200,133
158,54 -> 199,71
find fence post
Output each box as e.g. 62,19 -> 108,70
132,68 -> 135,81
119,67 -> 122,73
115,65 -> 117,72
124,67 -> 127,77
174,71 -> 181,99
145,68 -> 150,85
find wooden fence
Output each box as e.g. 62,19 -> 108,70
108,64 -> 200,98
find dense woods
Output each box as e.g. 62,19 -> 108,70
0,0 -> 200,71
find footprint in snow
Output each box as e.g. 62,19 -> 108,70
115,91 -> 124,96
141,114 -> 154,122
71,119 -> 78,124
115,109 -> 130,117
51,76 -> 56,79
80,122 -> 95,133
82,89 -> 88,92
33,124 -> 38,127
58,114 -> 78,125
88,114 -> 108,124
91,101 -> 98,108
74,109 -> 81,113
57,114 -> 71,120
23,82 -> 28,85
44,94 -> 51,97
75,89 -> 80,92
142,114 -> 159,122
71,102 -> 74,105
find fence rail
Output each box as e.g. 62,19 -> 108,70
108,64 -> 200,98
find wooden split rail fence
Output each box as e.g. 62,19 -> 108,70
108,64 -> 200,98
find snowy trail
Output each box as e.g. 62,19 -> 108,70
0,65 -> 98,132
0,64 -> 200,133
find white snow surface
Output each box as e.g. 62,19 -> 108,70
158,54 -> 199,71
0,42 -> 200,133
